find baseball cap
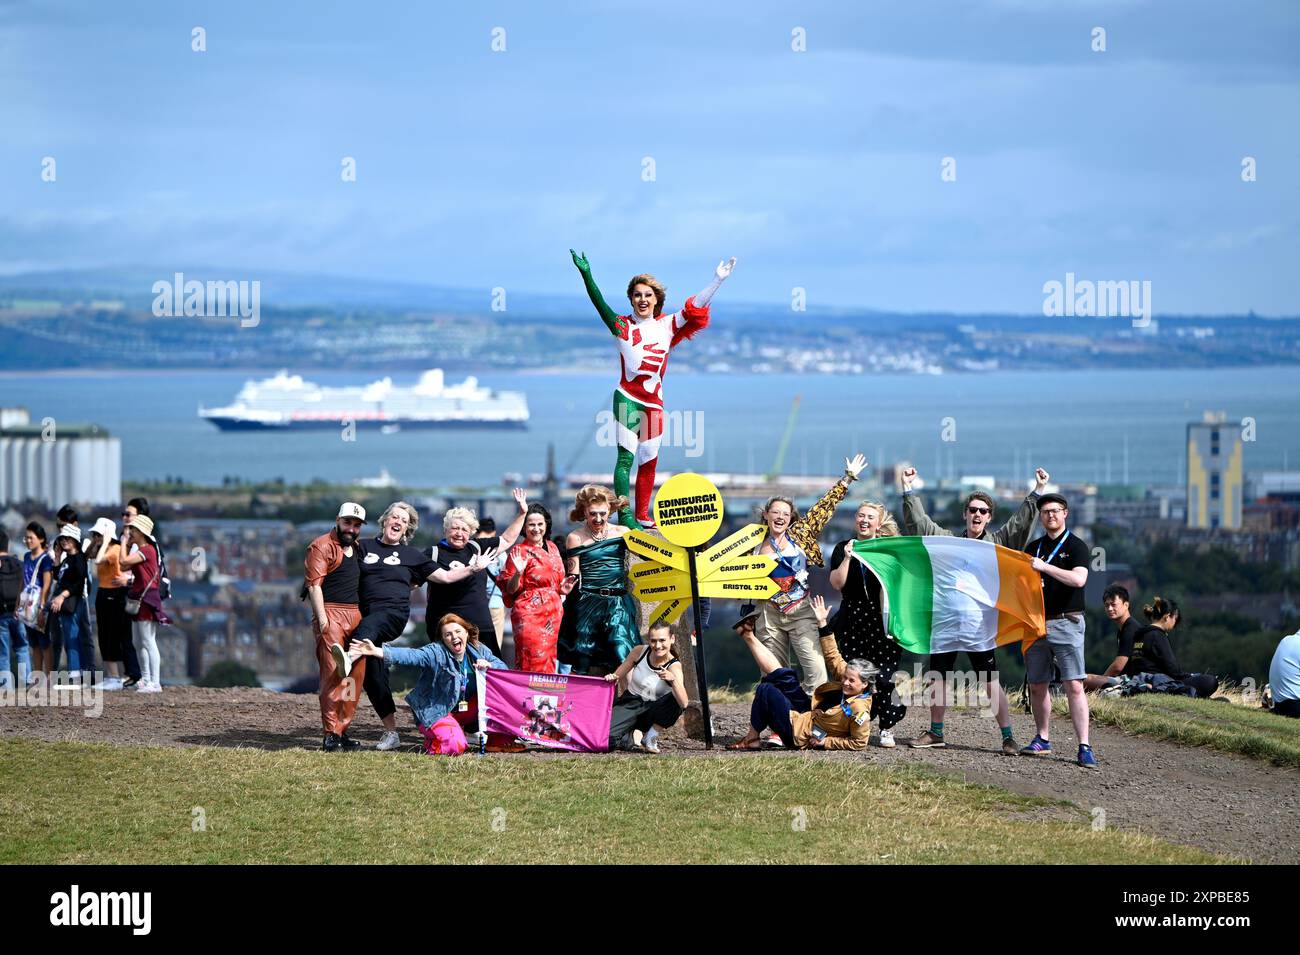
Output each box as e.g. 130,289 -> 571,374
337,502 -> 366,522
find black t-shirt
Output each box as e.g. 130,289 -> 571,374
357,538 -> 437,616
321,546 -> 360,606
1024,530 -> 1090,617
1121,624 -> 1182,678
426,535 -> 499,635
830,539 -> 881,605
1113,616 -> 1144,665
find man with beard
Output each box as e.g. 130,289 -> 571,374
357,501 -> 496,751
901,466 -> 1050,754
304,503 -> 367,751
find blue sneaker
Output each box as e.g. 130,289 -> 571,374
1077,744 -> 1098,769
1019,734 -> 1052,756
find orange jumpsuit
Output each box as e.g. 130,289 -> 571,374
305,531 -> 365,736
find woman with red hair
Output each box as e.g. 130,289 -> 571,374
350,612 -> 509,754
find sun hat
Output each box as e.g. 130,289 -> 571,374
129,514 -> 157,540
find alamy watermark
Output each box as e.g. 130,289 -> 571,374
152,272 -> 260,328
1,671 -> 104,717
595,407 -> 705,458
1042,272 -> 1151,328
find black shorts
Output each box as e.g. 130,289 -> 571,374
928,649 -> 1000,681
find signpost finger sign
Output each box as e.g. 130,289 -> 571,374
629,474 -> 787,749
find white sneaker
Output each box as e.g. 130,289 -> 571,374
375,730 -> 401,751
101,678 -> 124,691
329,643 -> 352,678
642,728 -> 661,754
878,728 -> 896,749
135,680 -> 151,692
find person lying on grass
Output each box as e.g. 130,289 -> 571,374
728,595 -> 878,751
604,622 -> 689,753
349,612 -> 508,755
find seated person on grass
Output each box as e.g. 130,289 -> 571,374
348,612 -> 510,754
1267,629 -> 1300,718
604,622 -> 689,753
728,595 -> 877,751
1118,596 -> 1219,698
1084,584 -> 1145,692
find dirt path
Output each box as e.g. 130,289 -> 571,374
3,686 -> 1296,863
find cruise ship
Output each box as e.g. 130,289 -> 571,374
199,369 -> 529,431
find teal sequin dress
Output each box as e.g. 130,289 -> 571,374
560,537 -> 639,673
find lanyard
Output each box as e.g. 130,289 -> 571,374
458,656 -> 472,700
1035,530 -> 1070,565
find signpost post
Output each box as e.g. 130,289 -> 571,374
642,473 -> 772,749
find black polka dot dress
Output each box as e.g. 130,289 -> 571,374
830,539 -> 907,730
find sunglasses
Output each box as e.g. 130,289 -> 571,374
967,506 -> 990,515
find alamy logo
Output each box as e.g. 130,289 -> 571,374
152,272 -> 260,328
1042,272 -> 1151,328
49,885 -> 151,935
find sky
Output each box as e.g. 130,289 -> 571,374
2,0 -> 1297,315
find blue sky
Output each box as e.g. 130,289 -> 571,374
2,0 -> 1297,314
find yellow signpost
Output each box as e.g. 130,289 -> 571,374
696,523 -> 769,578
624,530 -> 689,572
648,598 -> 691,628
704,555 -> 778,582
631,575 -> 694,602
695,576 -> 780,599
630,474 -> 781,748
652,472 -> 724,548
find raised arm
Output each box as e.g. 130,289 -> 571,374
693,257 -> 736,308
899,466 -> 947,537
991,468 -> 1048,549
790,453 -> 866,565
570,249 -> 621,335
810,595 -> 846,682
496,488 -> 529,549
671,258 -> 737,347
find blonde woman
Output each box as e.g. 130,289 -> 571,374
753,453 -> 867,695
425,488 -> 527,657
829,501 -> 905,747
560,485 -> 637,675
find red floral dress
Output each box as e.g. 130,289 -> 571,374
498,539 -> 566,673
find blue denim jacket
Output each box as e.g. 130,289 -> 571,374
384,640 -> 506,728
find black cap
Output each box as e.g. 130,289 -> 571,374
732,603 -> 759,630
1037,492 -> 1069,510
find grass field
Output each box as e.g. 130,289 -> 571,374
0,738 -> 1223,864
1076,694 -> 1300,769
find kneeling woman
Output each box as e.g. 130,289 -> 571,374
604,622 -> 689,753
350,613 -> 506,755
729,595 -> 877,751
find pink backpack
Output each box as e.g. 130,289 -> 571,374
419,716 -> 468,756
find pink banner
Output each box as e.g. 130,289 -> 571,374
482,670 -> 615,752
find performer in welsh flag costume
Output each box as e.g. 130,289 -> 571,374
570,249 -> 737,528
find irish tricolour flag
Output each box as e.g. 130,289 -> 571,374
849,537 -> 1046,654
